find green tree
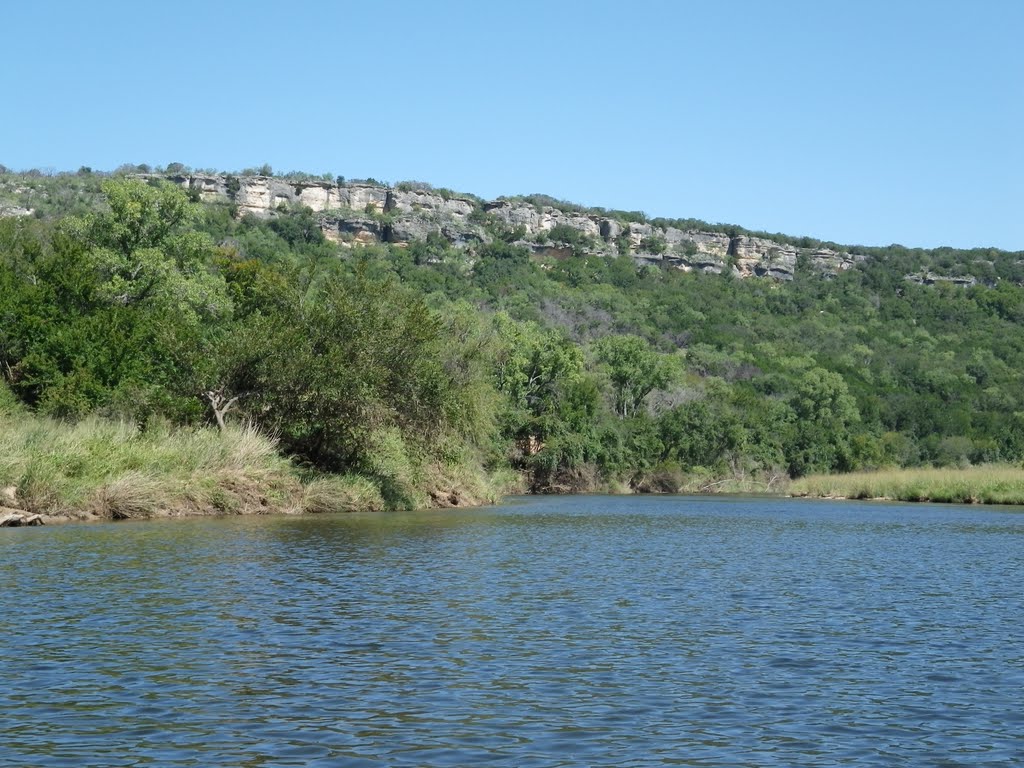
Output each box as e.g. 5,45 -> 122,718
493,315 -> 584,418
594,335 -> 675,418
659,392 -> 746,471
0,180 -> 229,418
786,368 -> 861,476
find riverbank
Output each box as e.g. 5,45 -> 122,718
790,465 -> 1024,505
0,408 -> 510,524
10,398 -> 1023,526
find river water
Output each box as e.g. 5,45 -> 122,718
2,495 -> 1022,766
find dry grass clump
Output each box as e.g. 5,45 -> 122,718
791,465 -> 1024,505
88,471 -> 169,520
300,475 -> 386,514
422,460 -> 517,508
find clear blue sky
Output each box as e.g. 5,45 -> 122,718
4,0 -> 1021,250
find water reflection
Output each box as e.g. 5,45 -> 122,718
2,496 -> 1023,766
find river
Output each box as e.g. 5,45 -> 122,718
2,495 -> 1022,766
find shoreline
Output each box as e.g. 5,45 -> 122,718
0,467 -> 508,526
0,482 -> 503,527
790,492 -> 1024,509
9,485 -> 1024,529
6,411 -> 1023,529
0,414 -> 510,527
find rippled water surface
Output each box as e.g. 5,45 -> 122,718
2,495 -> 1024,766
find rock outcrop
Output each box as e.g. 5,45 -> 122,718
0,510 -> 44,527
481,199 -> 868,280
905,272 -> 978,287
149,173 -> 867,280
810,248 -> 866,275
0,487 -> 43,526
485,200 -> 604,240
731,236 -> 798,279
319,213 -> 384,246
0,203 -> 33,217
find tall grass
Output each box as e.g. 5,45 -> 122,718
0,391 -> 513,520
0,412 -> 305,519
791,465 -> 1024,505
300,476 -> 385,514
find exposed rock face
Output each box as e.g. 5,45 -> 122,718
730,236 -> 799,280
906,272 -> 978,287
485,201 -> 603,239
387,189 -> 476,218
624,221 -> 655,249
599,218 -> 622,241
667,229 -> 731,257
152,173 -> 865,280
164,174 -> 387,216
0,204 -> 34,217
172,173 -> 226,201
387,214 -> 441,245
478,201 -> 846,280
320,214 -> 384,246
442,221 -> 488,247
341,184 -> 389,215
229,177 -> 321,216
294,182 -> 338,211
810,248 -> 864,274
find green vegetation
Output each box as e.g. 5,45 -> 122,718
542,223 -> 595,251
2,167 -> 1024,519
640,235 -> 667,255
0,408 -> 301,520
791,466 -> 1024,505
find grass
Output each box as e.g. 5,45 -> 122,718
790,465 -> 1024,506
0,387 -> 514,522
299,476 -> 385,514
0,412 -> 307,520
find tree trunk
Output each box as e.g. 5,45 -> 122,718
205,389 -> 242,432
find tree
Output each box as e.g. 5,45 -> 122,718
493,315 -> 583,417
206,266 -> 477,477
659,393 -> 745,471
1,180 -> 230,418
594,335 -> 675,418
786,368 -> 861,476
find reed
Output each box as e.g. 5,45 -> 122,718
790,465 -> 1024,505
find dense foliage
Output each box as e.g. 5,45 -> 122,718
2,174 -> 1024,501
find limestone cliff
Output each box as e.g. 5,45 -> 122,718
159,173 -> 863,280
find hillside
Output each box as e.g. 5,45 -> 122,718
2,167 -> 1024,514
4,166 -> 1022,285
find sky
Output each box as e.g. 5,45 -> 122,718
3,0 -> 1021,250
